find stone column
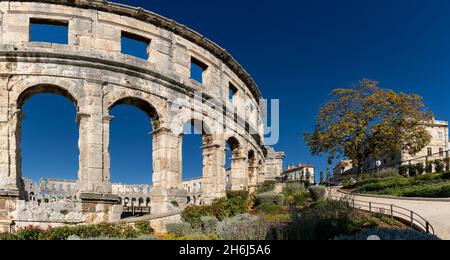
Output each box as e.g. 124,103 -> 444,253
102,115 -> 114,190
202,135 -> 226,203
230,156 -> 248,191
77,80 -> 115,203
248,163 -> 258,192
0,108 -> 22,199
151,127 -> 181,214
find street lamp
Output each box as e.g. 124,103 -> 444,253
376,160 -> 382,175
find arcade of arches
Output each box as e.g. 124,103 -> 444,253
0,0 -> 285,231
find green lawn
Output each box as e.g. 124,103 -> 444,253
344,172 -> 450,198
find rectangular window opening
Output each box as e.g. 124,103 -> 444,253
30,18 -> 69,44
229,83 -> 238,102
191,57 -> 207,84
121,31 -> 151,60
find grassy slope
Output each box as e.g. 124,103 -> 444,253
345,172 -> 450,197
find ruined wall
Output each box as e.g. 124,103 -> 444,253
0,0 -> 275,229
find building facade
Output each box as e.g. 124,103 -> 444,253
281,164 -> 315,184
333,120 -> 449,179
362,120 -> 449,171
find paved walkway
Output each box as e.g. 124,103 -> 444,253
330,188 -> 450,240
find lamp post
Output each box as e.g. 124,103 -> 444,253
376,160 -> 382,176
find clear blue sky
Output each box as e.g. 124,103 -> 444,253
23,0 -> 450,184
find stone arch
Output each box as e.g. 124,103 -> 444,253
109,96 -> 161,129
225,136 -> 248,191
179,118 -> 214,179
10,75 -> 83,106
104,89 -> 167,129
145,197 -> 150,207
138,197 -> 144,206
226,136 -> 241,157
12,83 -> 80,197
106,94 -> 162,192
247,149 -> 258,188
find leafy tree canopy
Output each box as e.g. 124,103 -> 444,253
305,79 -> 433,173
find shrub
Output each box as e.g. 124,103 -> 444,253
15,226 -> 45,240
255,192 -> 285,206
434,160 -> 445,173
415,163 -> 425,175
445,158 -> 450,172
286,199 -> 356,240
216,214 -> 269,240
284,182 -> 306,193
166,222 -> 193,237
181,205 -> 212,229
403,184 -> 450,198
3,222 -> 155,240
399,165 -> 409,176
134,221 -> 154,235
283,185 -> 308,207
442,171 -> 450,180
366,168 -> 401,179
211,191 -> 249,221
200,216 -> 219,234
255,181 -> 277,194
309,186 -> 326,201
425,161 -> 433,174
334,228 -> 439,240
354,178 -> 410,193
226,190 -> 250,211
256,203 -> 285,213
408,165 -> 418,177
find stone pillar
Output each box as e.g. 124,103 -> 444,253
151,127 -> 181,214
230,156 -> 248,191
202,135 -> 226,203
248,163 -> 258,192
77,80 -> 115,202
102,115 -> 114,190
0,109 -> 22,198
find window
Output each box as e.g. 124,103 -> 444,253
190,57 -> 207,83
30,19 -> 68,44
440,148 -> 444,157
428,148 -> 433,156
121,31 -> 150,60
229,83 -> 238,102
439,131 -> 443,139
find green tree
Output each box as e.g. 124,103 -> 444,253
305,79 -> 433,176
326,168 -> 331,185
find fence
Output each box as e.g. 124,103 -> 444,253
330,193 -> 435,236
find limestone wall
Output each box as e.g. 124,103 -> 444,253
0,0 -> 281,224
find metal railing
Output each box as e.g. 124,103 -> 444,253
330,193 -> 435,236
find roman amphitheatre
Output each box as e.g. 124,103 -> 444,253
0,0 -> 286,232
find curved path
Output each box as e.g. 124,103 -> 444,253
330,188 -> 450,240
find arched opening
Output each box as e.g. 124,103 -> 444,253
248,150 -> 257,187
109,97 -> 159,187
225,137 -> 241,191
124,197 -> 130,207
145,197 -> 151,207
138,197 -> 144,207
181,119 -> 211,182
18,85 -> 79,202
